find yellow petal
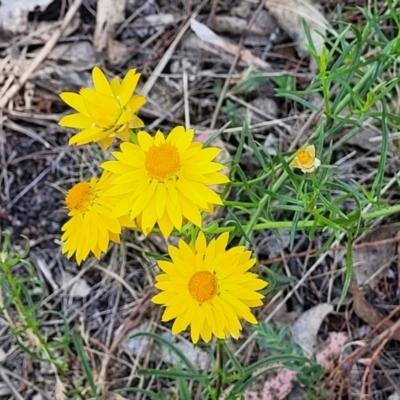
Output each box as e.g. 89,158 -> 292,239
92,67 -> 113,97
137,130 -> 154,151
118,69 -> 140,106
165,194 -> 182,230
305,144 -> 316,158
195,231 -> 207,257
155,183 -> 167,219
154,130 -> 165,145
59,113 -> 93,128
177,191 -> 202,227
126,95 -> 146,113
166,126 -> 185,145
60,92 -> 88,115
110,76 -> 121,96
80,89 -> 120,128
116,109 -> 133,126
99,136 -> 115,150
128,114 -> 145,129
175,128 -> 194,152
69,127 -> 107,146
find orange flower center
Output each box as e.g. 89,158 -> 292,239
145,143 -> 181,180
188,271 -> 218,303
65,182 -> 95,212
297,150 -> 313,165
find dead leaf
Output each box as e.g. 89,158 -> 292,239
57,272 -> 91,298
48,41 -> 97,66
107,38 -> 137,66
264,0 -> 330,72
211,11 -> 277,37
353,223 -> 399,288
30,16 -> 80,42
190,19 -> 272,70
70,278 -> 91,298
349,279 -> 400,341
345,127 -> 396,153
103,392 -> 127,400
144,14 -> 175,25
55,375 -> 67,400
210,16 -> 248,35
94,0 -> 125,54
0,348 -> 6,363
291,303 -> 333,356
33,255 -> 58,291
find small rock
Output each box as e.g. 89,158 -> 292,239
250,97 -> 278,118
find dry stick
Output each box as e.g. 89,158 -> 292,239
0,367 -> 53,400
6,166 -> 51,210
209,0 -> 266,130
360,334 -> 391,399
376,359 -> 400,397
147,99 -> 184,131
261,235 -> 400,266
326,306 -> 400,398
0,366 -> 25,400
209,39 -> 243,131
288,108 -> 321,151
0,0 -> 84,109
141,0 -> 207,97
183,58 -> 190,130
207,0 -> 219,26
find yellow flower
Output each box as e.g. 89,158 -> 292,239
152,232 -> 267,343
59,67 -> 146,149
101,126 -> 230,238
291,145 -> 321,173
61,172 -> 135,264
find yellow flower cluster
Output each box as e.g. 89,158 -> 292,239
59,66 -> 267,344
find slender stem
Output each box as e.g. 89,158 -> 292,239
215,340 -> 224,399
362,203 -> 400,220
206,203 -> 400,235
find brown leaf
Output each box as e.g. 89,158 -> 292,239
353,223 -> 399,287
264,0 -> 330,72
349,279 -> 400,341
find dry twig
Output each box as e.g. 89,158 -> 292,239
0,0 -> 84,109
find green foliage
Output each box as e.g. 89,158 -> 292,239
0,232 -> 69,372
221,100 -> 243,127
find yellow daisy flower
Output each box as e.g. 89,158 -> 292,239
59,67 -> 146,149
152,232 -> 267,343
291,144 -> 321,173
101,126 -> 230,238
61,172 -> 135,264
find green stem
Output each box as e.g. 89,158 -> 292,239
215,341 -> 224,400
239,172 -> 289,244
362,204 -> 400,220
206,203 -> 400,235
